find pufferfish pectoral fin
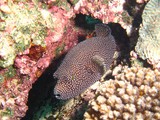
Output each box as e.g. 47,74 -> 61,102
92,55 -> 107,73
92,55 -> 112,81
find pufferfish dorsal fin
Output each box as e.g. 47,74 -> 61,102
95,23 -> 111,37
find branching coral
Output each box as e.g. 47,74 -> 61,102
135,0 -> 160,67
84,66 -> 160,120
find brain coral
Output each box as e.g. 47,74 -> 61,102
84,66 -> 160,120
135,0 -> 160,65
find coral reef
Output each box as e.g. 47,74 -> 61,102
25,0 -> 159,120
0,1 -> 47,68
135,0 -> 160,67
0,0 -> 84,119
84,66 -> 160,120
0,75 -> 30,119
0,0 -> 150,119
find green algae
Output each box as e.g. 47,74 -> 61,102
102,0 -> 109,4
0,107 -> 14,117
69,0 -> 79,5
32,99 -> 53,120
0,1 -> 55,68
53,0 -> 71,11
8,1 -> 47,48
32,98 -> 67,120
85,16 -> 101,26
121,11 -> 133,24
0,75 -> 4,83
4,66 -> 16,78
55,43 -> 66,58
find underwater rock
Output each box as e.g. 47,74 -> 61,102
0,1 -> 47,68
135,0 -> 160,67
54,24 -> 116,100
0,0 -> 84,119
84,66 -> 160,120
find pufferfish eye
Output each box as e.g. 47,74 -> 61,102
55,93 -> 61,98
54,88 -> 61,99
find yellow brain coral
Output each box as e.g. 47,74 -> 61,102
84,66 -> 160,120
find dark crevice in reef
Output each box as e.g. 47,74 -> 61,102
123,0 -> 147,49
124,0 -> 147,27
21,57 -> 63,120
107,23 -> 130,66
75,14 -> 102,30
66,0 -> 74,6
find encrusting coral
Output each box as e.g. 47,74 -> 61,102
135,0 -> 160,67
84,66 -> 160,120
0,0 -> 84,119
0,1 -> 47,68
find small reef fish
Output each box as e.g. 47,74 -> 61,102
54,23 -> 116,100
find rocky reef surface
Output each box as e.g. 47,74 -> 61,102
0,0 -> 84,119
0,0 -> 159,120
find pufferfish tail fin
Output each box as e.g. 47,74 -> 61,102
95,23 -> 111,37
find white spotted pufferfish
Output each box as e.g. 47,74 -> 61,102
54,23 -> 116,100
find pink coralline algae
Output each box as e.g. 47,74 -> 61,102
0,76 -> 31,119
0,1 -> 85,119
74,0 -> 132,29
